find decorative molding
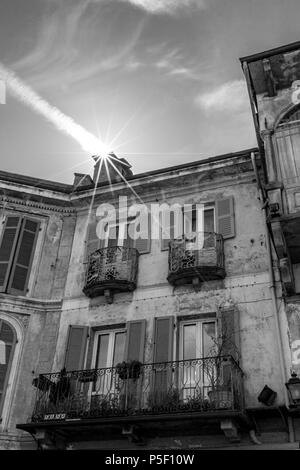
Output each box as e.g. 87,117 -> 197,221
0,196 -> 75,214
0,293 -> 62,314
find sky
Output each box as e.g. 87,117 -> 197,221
1,0 -> 300,184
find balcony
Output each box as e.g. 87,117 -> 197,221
167,232 -> 225,287
83,246 -> 139,300
28,356 -> 244,424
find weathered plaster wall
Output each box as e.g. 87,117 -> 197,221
0,296 -> 62,448
50,169 -> 285,410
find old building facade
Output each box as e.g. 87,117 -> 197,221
241,40 -> 300,428
0,143 -> 297,449
1,41 -> 300,450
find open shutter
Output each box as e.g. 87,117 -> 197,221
217,307 -> 240,360
0,216 -> 22,293
161,211 -> 175,251
124,320 -> 146,362
152,316 -> 174,401
134,213 -> 151,254
86,220 -> 103,262
7,218 -> 39,295
0,320 -> 16,415
64,325 -> 88,371
153,316 -> 174,363
216,197 -> 235,239
217,307 -> 240,388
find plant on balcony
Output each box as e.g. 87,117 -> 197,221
147,388 -> 182,411
116,360 -> 142,380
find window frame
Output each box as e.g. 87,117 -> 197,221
0,213 -> 40,296
0,320 -> 17,417
91,328 -> 126,370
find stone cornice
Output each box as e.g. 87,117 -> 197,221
0,293 -> 63,314
0,196 -> 75,214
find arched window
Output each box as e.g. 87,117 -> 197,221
274,105 -> 300,182
0,320 -> 16,416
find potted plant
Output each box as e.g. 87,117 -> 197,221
204,323 -> 241,410
116,360 -> 142,380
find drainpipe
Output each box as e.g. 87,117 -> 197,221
251,152 -> 295,442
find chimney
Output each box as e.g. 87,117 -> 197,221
92,153 -> 133,185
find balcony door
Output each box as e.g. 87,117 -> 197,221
179,319 -> 216,400
184,206 -> 215,249
91,329 -> 126,397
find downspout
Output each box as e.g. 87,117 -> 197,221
251,152 -> 295,442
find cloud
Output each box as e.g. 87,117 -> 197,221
119,0 -> 206,15
195,80 -> 250,112
11,0 -> 147,90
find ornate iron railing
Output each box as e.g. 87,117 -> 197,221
31,356 -> 244,423
168,232 -> 225,284
83,246 -> 139,298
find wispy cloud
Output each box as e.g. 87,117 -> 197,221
119,0 -> 206,15
11,0 -> 147,90
195,80 -> 250,112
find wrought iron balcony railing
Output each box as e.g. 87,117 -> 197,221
30,356 -> 244,423
83,246 -> 139,298
167,232 -> 225,286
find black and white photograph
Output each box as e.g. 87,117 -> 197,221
1,0 -> 300,456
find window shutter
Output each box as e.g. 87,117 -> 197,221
216,197 -> 235,239
124,320 -> 146,362
0,216 -> 22,293
161,212 -> 175,251
152,316 -> 174,398
216,307 -> 240,360
86,221 -> 102,261
0,320 -> 16,415
64,325 -> 88,371
153,316 -> 174,363
134,213 -> 151,254
7,218 -> 39,295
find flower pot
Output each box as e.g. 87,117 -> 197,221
208,390 -> 233,409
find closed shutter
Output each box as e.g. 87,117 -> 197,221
124,320 -> 146,362
0,216 -> 22,293
217,307 -> 240,387
161,211 -> 175,251
134,213 -> 151,254
0,320 -> 16,415
216,197 -> 235,239
7,218 -> 39,295
64,325 -> 88,371
152,316 -> 174,399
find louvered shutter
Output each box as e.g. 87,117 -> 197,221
152,316 -> 174,399
0,216 -> 22,293
216,197 -> 235,239
0,320 -> 16,415
64,325 -> 88,371
7,218 -> 39,295
86,220 -> 102,261
161,211 -> 175,251
124,320 -> 146,362
134,213 -> 151,254
216,307 -> 240,388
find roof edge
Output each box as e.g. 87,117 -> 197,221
240,40 -> 300,64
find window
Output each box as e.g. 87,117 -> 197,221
161,205 -> 216,251
0,215 -> 40,295
274,106 -> 300,181
86,213 -> 151,258
92,329 -> 126,369
91,329 -> 126,396
0,320 -> 16,415
179,319 -> 217,399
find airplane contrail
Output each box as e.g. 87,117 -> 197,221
0,62 -> 110,156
